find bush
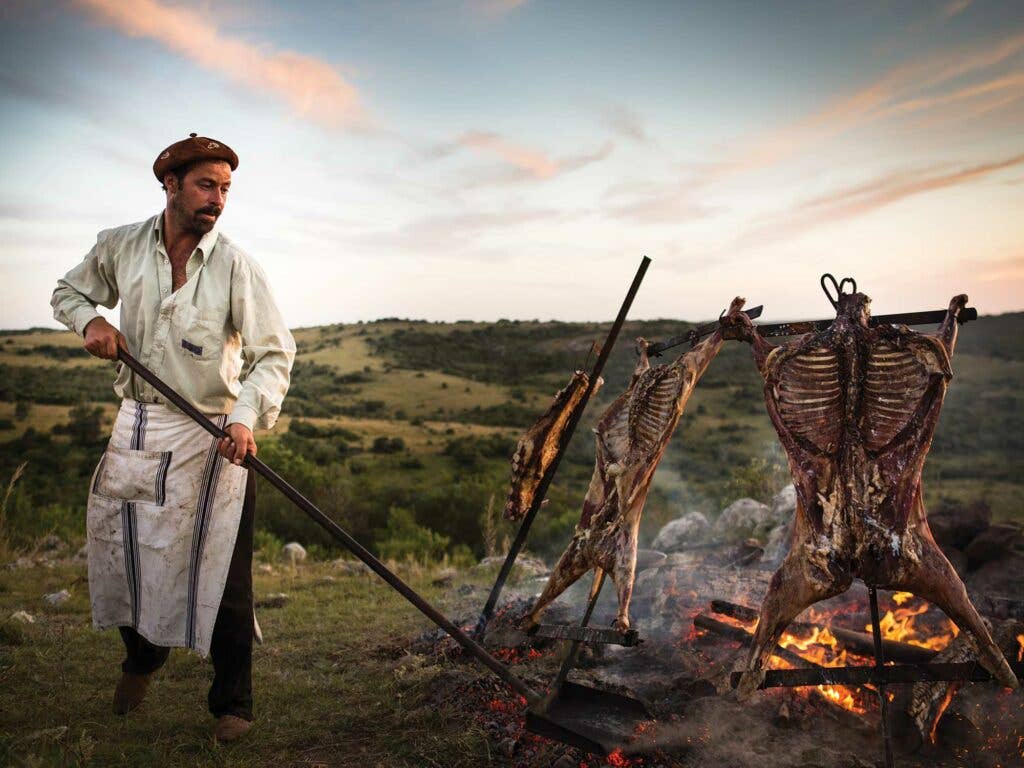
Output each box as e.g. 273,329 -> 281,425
375,506 -> 450,564
371,436 -> 405,454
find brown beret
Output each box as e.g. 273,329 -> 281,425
153,133 -> 238,182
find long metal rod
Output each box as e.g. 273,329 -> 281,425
869,587 -> 896,768
116,349 -> 542,707
543,568 -> 607,710
752,307 -> 977,339
869,589 -> 896,766
730,661 -> 1024,689
648,305 -> 763,357
475,256 -> 652,634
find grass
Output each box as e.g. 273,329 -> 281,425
0,559 -> 511,768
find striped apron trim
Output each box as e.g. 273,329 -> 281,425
186,415 -> 227,650
122,401 -> 146,628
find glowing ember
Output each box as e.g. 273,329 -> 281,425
1016,633 -> 1023,663
606,748 -> 638,766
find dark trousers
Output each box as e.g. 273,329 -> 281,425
119,468 -> 256,721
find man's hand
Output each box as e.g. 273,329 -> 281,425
83,317 -> 128,360
219,423 -> 257,466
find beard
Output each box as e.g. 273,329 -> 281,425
170,193 -> 221,235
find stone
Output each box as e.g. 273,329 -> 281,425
762,521 -> 793,564
431,567 -> 457,587
42,589 -> 70,606
964,523 -> 1022,571
74,544 -> 89,561
651,511 -> 710,552
332,558 -> 371,575
768,484 -> 797,527
715,498 -> 771,540
257,563 -> 274,574
475,554 -> 548,580
255,593 -> 289,609
928,499 -> 992,551
38,534 -> 65,552
281,542 -> 307,564
634,549 -> 667,571
9,610 -> 35,623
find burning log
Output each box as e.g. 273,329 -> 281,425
693,614 -> 825,672
709,600 -> 936,664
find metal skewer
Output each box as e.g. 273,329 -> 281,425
116,348 -> 542,707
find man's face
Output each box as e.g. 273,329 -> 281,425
165,160 -> 232,235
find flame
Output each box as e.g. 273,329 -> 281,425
864,594 -> 958,651
1016,634 -> 1023,663
929,685 -> 959,744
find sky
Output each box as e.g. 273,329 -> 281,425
1,0 -> 1022,330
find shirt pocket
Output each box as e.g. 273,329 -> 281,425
178,309 -> 225,362
91,444 -> 172,506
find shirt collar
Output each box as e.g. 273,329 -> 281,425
154,210 -> 221,264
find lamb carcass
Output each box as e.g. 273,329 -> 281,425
504,370 -> 602,522
520,298 -> 749,632
724,291 -> 1018,696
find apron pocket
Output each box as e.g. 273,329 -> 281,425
92,444 -> 172,506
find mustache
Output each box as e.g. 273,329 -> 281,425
196,207 -> 222,217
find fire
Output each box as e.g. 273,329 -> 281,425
606,748 -> 639,766
929,685 -> 959,745
864,594 -> 958,651
1016,633 -> 1023,663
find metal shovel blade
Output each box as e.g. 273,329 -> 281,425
525,681 -> 651,755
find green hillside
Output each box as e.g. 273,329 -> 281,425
1,313 -> 1021,562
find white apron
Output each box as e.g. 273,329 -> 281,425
87,399 -> 247,657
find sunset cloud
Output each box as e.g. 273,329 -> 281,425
747,153 -> 1024,245
431,131 -> 613,184
719,31 -> 1024,177
71,0 -> 368,131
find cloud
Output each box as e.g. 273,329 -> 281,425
717,31 -> 1024,178
602,105 -> 648,143
431,131 -> 613,184
746,152 -> 1024,245
941,0 -> 972,20
468,0 -> 528,18
71,0 -> 369,131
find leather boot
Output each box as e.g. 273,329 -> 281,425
214,714 -> 252,742
112,672 -> 151,715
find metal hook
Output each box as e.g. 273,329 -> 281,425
820,273 -> 841,309
840,277 -> 857,295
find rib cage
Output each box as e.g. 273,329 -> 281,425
862,341 -> 932,453
772,346 -> 842,455
628,365 -> 685,456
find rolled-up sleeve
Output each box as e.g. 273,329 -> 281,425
226,255 -> 296,431
51,230 -> 120,336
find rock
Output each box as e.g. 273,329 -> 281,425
281,542 -> 307,564
768,484 -> 797,526
38,534 -> 65,553
313,576 -> 336,586
966,550 -> 1024,596
928,499 -> 992,551
964,523 -> 1022,570
715,498 -> 771,540
255,593 -> 289,609
75,544 -> 89,561
257,563 -> 274,574
475,555 -> 548,580
763,521 -> 793,564
332,558 -> 371,575
634,549 -> 667,571
42,589 -> 71,606
431,567 -> 457,587
651,512 -> 709,552
10,610 -> 35,623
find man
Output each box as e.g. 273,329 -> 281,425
51,134 -> 295,742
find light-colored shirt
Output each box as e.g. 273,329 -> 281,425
51,213 -> 295,432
